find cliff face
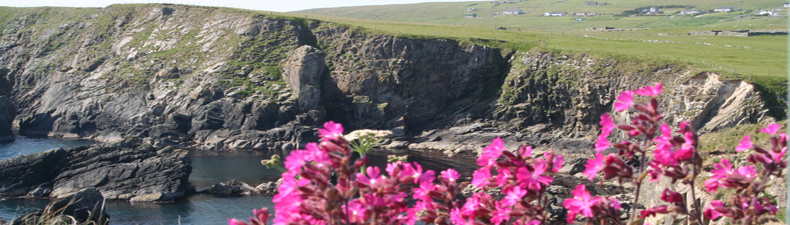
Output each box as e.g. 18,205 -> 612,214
0,5 -> 771,152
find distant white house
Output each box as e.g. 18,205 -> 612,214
466,8 -> 477,11
574,12 -> 598,16
679,9 -> 701,15
642,7 -> 661,14
784,3 -> 789,7
544,12 -> 566,16
714,6 -> 734,12
756,10 -> 779,16
503,10 -> 525,15
465,13 -> 477,18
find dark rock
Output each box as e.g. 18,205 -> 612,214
207,179 -> 259,196
0,96 -> 14,143
11,188 -> 109,225
0,138 -> 192,202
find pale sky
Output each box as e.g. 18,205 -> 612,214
0,0 -> 470,12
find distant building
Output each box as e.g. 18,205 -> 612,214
575,18 -> 583,21
679,9 -> 701,14
466,8 -> 477,11
544,12 -> 566,16
784,3 -> 789,7
756,10 -> 779,16
465,13 -> 477,18
714,7 -> 734,12
503,9 -> 525,15
586,1 -> 598,5
642,7 -> 661,14
575,12 -> 598,16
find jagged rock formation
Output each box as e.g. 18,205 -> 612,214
0,138 -> 192,202
0,71 -> 13,143
0,5 -> 775,153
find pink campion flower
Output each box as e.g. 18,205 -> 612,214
318,121 -> 344,139
356,166 -> 381,186
736,135 -> 752,152
595,136 -> 610,152
273,170 -> 308,203
491,201 -> 512,225
402,162 -> 435,184
450,208 -> 468,225
584,153 -> 604,180
283,143 -> 330,171
503,186 -> 527,206
711,158 -> 733,179
563,184 -> 600,223
549,152 -> 565,172
413,181 -> 435,201
496,168 -> 513,186
472,168 -> 493,187
733,165 -> 757,182
704,200 -> 726,219
441,168 -> 460,183
634,83 -> 663,96
614,90 -> 634,111
516,161 -> 553,190
600,113 -> 616,136
478,137 -> 505,167
760,123 -> 781,135
461,193 -> 485,216
345,200 -> 369,223
704,178 -> 720,192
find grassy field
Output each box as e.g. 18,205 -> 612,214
289,0 -> 787,114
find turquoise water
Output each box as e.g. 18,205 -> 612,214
0,137 -> 277,224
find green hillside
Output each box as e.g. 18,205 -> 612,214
297,0 -> 787,30
294,0 -> 787,114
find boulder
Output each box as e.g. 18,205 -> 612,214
255,178 -> 282,196
206,179 -> 259,196
11,188 -> 109,225
0,138 -> 192,202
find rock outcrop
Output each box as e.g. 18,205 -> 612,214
11,188 -> 110,225
0,138 -> 192,202
0,5 -> 777,154
0,96 -> 13,143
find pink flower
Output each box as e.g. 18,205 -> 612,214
550,153 -> 564,172
711,158 -> 733,179
760,123 -> 781,135
478,137 -> 505,167
600,113 -> 615,136
318,121 -> 344,139
733,165 -> 757,182
736,135 -> 752,152
356,166 -> 381,186
704,178 -> 720,192
472,168 -> 492,187
491,201 -> 512,225
284,143 -> 329,171
614,90 -> 634,111
441,168 -> 460,183
450,208 -> 468,225
402,162 -> 435,184
413,181 -> 434,201
634,83 -> 663,96
503,186 -> 527,206
516,161 -> 553,190
583,153 -> 604,180
563,184 -> 600,223
496,168 -> 512,186
704,200 -> 725,219
595,136 -> 610,152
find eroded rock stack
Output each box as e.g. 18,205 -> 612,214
0,138 -> 192,202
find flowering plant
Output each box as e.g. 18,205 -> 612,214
231,83 -> 785,225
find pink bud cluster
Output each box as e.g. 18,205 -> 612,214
702,123 -> 786,224
460,137 -> 564,224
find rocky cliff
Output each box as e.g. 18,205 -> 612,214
0,138 -> 191,201
0,5 -> 774,153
